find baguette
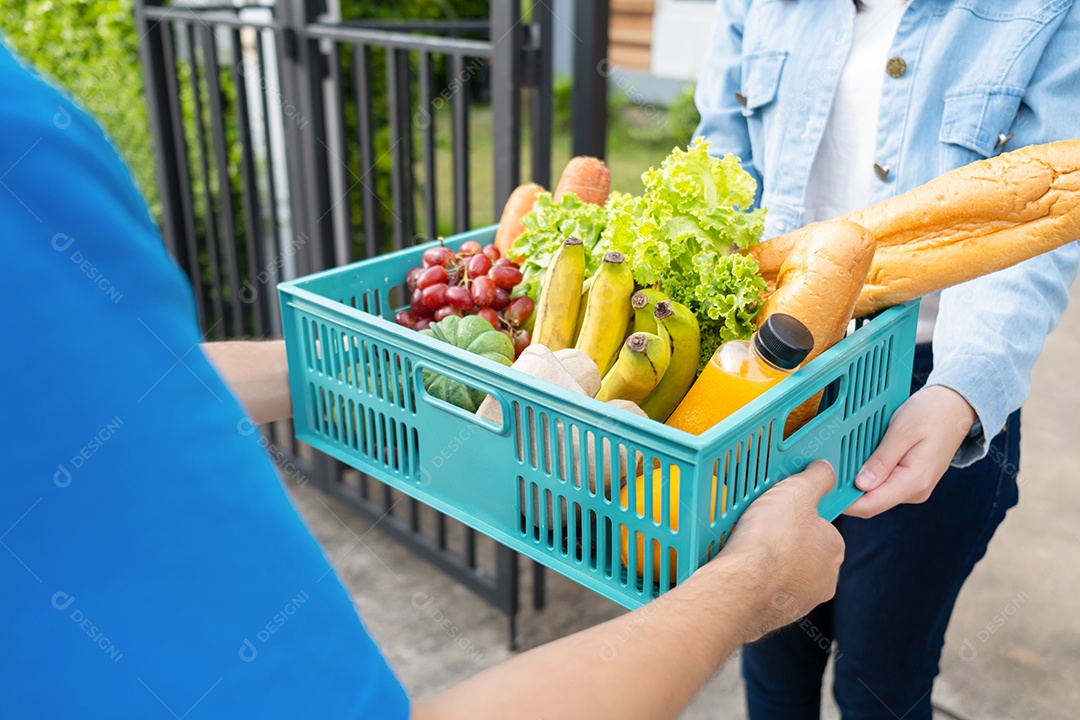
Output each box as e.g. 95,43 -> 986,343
757,220 -> 876,433
747,139 -> 1080,316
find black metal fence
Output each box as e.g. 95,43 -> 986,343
132,0 -> 595,644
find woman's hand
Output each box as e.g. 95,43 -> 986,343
844,386 -> 977,519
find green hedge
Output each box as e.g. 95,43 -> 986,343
0,0 -> 159,217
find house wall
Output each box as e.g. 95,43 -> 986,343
650,0 -> 715,80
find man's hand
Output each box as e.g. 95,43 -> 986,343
844,385 -> 977,519
709,460 -> 845,642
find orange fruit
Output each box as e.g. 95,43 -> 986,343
619,467 -> 726,584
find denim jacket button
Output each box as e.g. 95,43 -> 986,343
735,91 -> 748,107
874,163 -> 891,181
886,56 -> 907,78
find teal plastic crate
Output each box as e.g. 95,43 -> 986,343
278,226 -> 918,609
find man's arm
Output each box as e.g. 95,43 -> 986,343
201,340 -> 292,424
413,461 -> 844,720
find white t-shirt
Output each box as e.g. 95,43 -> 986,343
802,0 -> 937,342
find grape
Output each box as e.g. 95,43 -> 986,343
422,282 -> 449,310
423,246 -> 455,267
494,258 -> 520,269
512,329 -> 531,357
489,265 -> 523,289
405,266 -> 422,292
410,288 -> 433,318
446,264 -> 463,287
503,295 -> 535,327
459,240 -> 482,256
466,253 -> 493,278
417,265 -> 448,290
434,305 -> 460,322
476,307 -> 500,329
414,317 -> 431,331
482,244 -> 501,262
492,287 -> 511,310
445,285 -> 475,311
471,276 -> 497,307
395,310 -> 418,329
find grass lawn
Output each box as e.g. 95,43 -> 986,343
426,104 -> 684,238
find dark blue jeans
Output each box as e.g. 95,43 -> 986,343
743,344 -> 1021,720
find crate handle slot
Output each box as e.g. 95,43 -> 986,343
413,359 -> 511,435
776,374 -> 849,449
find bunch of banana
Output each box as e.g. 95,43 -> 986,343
639,300 -> 701,422
532,237 -> 587,351
596,332 -> 671,403
530,243 -> 701,419
575,252 -> 635,376
630,288 -> 667,335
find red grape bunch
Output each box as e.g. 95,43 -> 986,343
395,239 -> 535,357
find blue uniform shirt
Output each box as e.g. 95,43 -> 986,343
0,41 -> 409,719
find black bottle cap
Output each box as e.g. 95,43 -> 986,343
753,313 -> 814,370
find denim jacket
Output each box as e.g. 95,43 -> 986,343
695,0 -> 1080,465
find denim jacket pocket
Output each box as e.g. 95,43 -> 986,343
939,86 -> 1025,159
740,50 -> 787,117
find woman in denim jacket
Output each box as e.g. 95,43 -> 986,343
696,1 -> 1080,718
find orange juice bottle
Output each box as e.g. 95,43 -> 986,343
666,314 -> 814,435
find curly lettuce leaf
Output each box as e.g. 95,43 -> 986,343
660,253 -> 769,372
510,191 -> 606,301
598,138 -> 768,368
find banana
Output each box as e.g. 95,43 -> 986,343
533,237 -> 586,351
596,332 -> 671,404
640,300 -> 701,422
575,251 -> 635,376
630,288 -> 668,335
571,274 -> 595,345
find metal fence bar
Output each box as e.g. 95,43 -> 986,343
306,23 -> 490,54
530,2 -> 554,190
230,28 -> 267,337
385,47 -> 415,250
450,53 -> 470,234
490,1 -> 521,215
201,24 -> 245,336
418,50 -> 437,242
572,0 -> 609,159
185,22 -> 227,333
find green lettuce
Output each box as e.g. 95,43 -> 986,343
511,191 -> 607,300
597,138 -> 768,370
509,138 -> 768,372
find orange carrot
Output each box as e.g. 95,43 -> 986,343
554,156 -> 611,206
494,182 -> 544,258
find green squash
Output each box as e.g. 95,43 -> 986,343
420,315 -> 514,412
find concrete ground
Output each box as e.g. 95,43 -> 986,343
290,283 -> 1080,719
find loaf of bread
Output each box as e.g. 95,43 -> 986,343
747,139 -> 1080,316
757,220 -> 876,433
